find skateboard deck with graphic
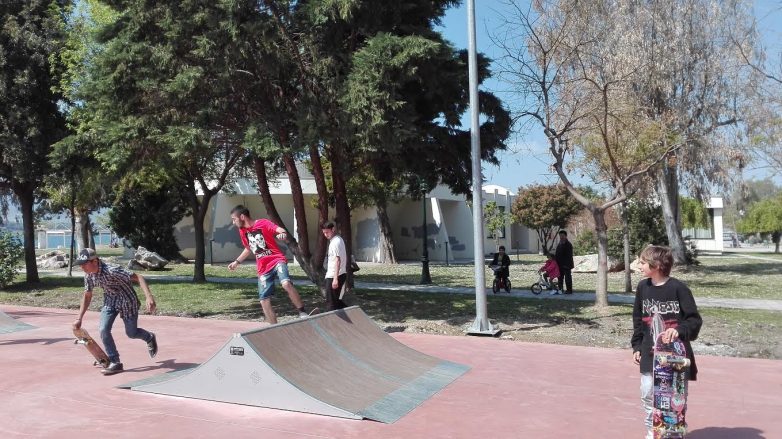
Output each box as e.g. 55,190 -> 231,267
73,327 -> 110,368
652,333 -> 690,438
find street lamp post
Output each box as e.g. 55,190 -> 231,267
466,0 -> 498,336
420,190 -> 432,284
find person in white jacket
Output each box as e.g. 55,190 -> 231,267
321,221 -> 348,311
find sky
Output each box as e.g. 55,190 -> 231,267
436,0 -> 782,194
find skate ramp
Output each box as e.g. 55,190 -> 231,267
122,306 -> 469,423
0,309 -> 36,334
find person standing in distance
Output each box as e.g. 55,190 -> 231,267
555,230 -> 574,294
228,205 -> 309,323
321,221 -> 348,311
73,248 -> 158,375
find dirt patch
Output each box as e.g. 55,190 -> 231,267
376,314 -> 781,360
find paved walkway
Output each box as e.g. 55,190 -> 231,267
139,274 -> 782,312
1,305 -> 780,439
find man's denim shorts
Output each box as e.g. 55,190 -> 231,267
257,262 -> 292,299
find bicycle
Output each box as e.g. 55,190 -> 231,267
530,271 -> 559,295
489,265 -> 511,294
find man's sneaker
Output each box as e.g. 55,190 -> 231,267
101,362 -> 123,375
147,333 -> 158,359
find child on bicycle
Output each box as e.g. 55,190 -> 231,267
539,254 -> 561,295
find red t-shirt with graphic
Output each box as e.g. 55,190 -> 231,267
239,219 -> 287,275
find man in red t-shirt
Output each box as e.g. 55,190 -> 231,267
228,205 -> 308,324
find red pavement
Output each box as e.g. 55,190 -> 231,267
0,305 -> 779,439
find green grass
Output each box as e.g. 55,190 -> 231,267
28,252 -> 782,301
2,274 -> 778,338
2,268 -> 780,358
298,253 -> 781,300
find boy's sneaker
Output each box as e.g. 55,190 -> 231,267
147,333 -> 158,359
101,362 -> 124,375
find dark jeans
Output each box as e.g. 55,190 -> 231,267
558,268 -> 573,293
325,273 -> 348,311
99,306 -> 152,363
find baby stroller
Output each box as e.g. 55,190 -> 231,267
490,265 -> 511,294
531,271 -> 559,295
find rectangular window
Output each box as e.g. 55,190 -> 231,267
681,209 -> 714,240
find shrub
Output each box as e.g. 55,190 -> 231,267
0,231 -> 24,287
573,230 -> 597,255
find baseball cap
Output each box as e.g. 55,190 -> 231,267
75,248 -> 98,265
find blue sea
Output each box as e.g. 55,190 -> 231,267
4,230 -> 113,249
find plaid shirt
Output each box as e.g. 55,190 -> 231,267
84,260 -> 140,318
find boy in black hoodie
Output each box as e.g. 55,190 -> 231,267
631,245 -> 702,439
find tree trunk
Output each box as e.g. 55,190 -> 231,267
656,166 -> 687,264
74,209 -> 85,251
254,156 -> 323,288
282,154 -> 311,261
192,195 -> 209,283
183,176 -> 208,283
330,146 -> 353,289
773,231 -> 780,254
537,227 -> 553,255
68,201 -> 76,278
376,201 -> 396,263
308,145 -> 329,269
14,182 -> 39,283
86,215 -> 95,249
593,208 -> 609,307
621,202 -> 632,293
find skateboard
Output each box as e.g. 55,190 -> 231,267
651,315 -> 690,439
73,327 -> 110,368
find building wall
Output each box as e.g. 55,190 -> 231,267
173,180 -> 540,263
690,197 -> 725,253
173,180 -> 726,261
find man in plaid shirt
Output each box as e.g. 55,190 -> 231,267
73,248 -> 158,375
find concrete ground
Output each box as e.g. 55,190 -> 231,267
1,305 -> 780,439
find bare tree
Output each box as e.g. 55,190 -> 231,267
731,3 -> 782,178
495,0 -> 683,306
621,0 -> 759,263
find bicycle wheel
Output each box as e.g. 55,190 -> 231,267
505,279 -> 511,293
492,279 -> 499,294
531,283 -> 542,295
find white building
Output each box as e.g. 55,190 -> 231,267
682,197 -> 725,253
172,168 -> 724,262
173,172 -> 539,263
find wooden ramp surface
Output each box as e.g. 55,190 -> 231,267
123,306 -> 469,423
0,309 -> 36,334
